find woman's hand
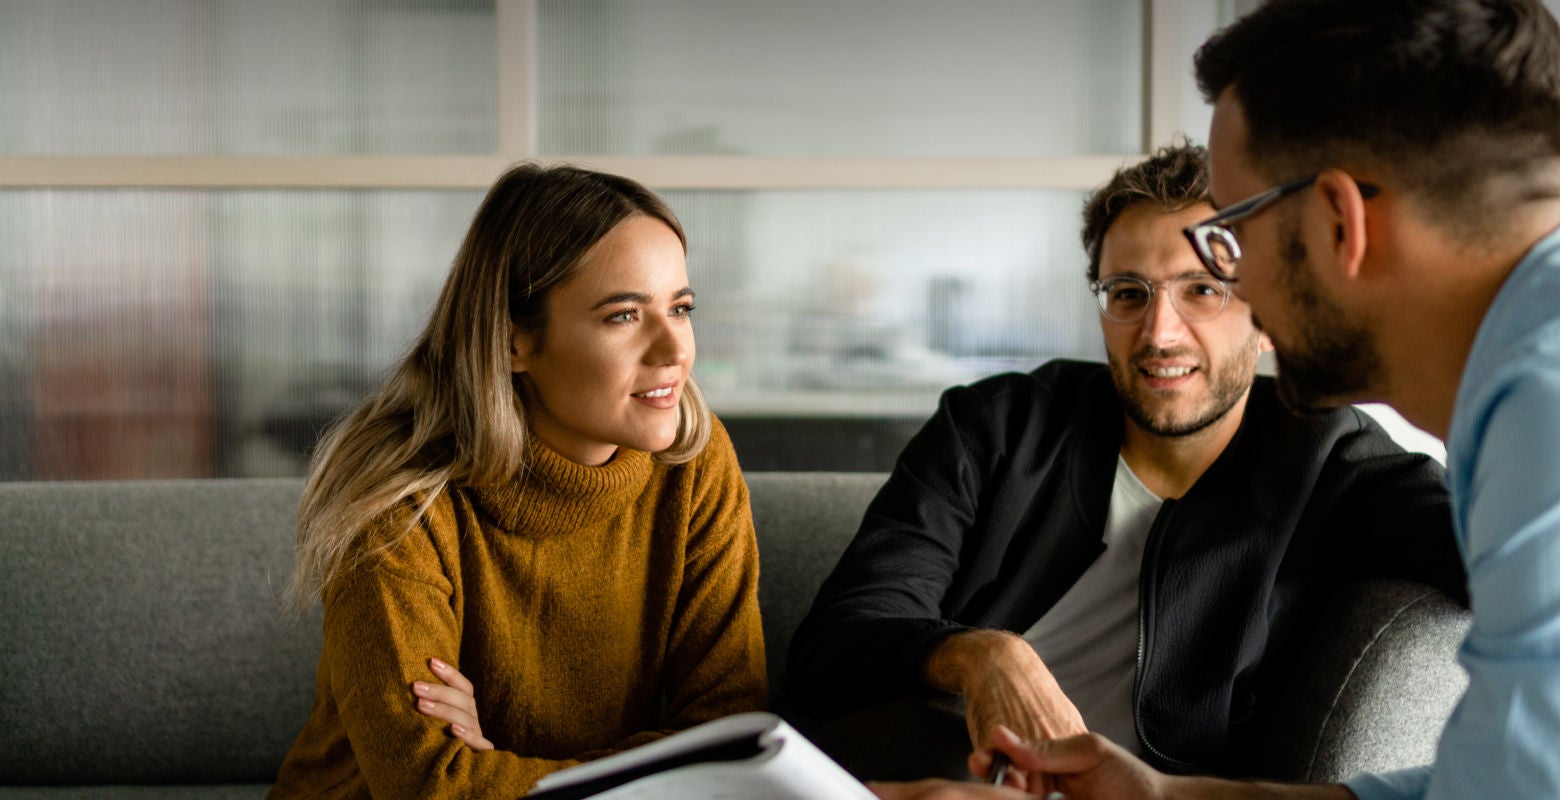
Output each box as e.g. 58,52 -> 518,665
412,657 -> 495,750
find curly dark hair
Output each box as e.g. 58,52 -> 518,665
1081,138 -> 1210,282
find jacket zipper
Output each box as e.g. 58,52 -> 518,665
1133,498 -> 1196,771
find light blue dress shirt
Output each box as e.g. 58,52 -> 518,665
1345,227 -> 1560,800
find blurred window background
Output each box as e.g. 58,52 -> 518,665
5,0 -> 1445,479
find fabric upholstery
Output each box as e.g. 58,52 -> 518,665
1239,580 -> 1471,783
0,476 -> 1468,797
746,471 -> 887,685
0,479 -> 318,791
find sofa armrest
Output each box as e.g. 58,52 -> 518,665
1241,579 -> 1471,783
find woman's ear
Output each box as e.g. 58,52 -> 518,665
509,327 -> 534,374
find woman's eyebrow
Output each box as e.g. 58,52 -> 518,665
590,287 -> 695,310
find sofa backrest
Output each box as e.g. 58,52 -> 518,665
1239,579 -> 1471,783
0,473 -> 884,786
745,471 -> 885,685
0,479 -> 318,785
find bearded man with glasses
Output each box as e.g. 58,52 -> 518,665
786,142 -> 1464,786
872,2 -> 1560,799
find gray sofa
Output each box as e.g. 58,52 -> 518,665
0,475 -> 1469,797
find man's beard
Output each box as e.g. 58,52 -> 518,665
1110,343 -> 1257,438
1268,219 -> 1381,412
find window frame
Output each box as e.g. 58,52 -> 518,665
0,0 -> 1198,191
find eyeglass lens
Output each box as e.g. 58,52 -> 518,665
1197,227 -> 1241,278
1098,277 -> 1229,322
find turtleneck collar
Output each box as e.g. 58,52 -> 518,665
471,438 -> 655,535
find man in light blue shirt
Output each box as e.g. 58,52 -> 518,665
871,1 -> 1560,799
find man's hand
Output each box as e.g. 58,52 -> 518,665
867,726 -> 1164,800
968,725 -> 1357,800
867,779 -> 1036,800
925,630 -> 1089,750
969,726 -> 1163,799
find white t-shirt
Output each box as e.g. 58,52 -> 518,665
1020,455 -> 1160,754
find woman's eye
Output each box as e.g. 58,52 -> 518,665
671,303 -> 697,317
606,309 -> 637,324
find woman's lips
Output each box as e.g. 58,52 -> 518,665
631,383 -> 679,409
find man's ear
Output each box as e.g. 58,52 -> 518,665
509,326 -> 534,374
1312,168 -> 1371,281
1258,331 -> 1274,353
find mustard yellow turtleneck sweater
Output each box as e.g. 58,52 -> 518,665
269,418 -> 767,798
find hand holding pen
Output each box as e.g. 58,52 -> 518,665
988,740 -> 1064,800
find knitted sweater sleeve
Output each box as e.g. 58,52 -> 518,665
660,418 -> 770,728
314,513 -> 578,798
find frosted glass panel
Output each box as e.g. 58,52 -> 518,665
1,186 -> 1101,479
0,190 -> 482,480
0,0 -> 497,155
668,189 -> 1102,417
539,0 -> 1142,157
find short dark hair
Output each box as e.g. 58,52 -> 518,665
1081,138 -> 1210,282
1194,0 -> 1560,238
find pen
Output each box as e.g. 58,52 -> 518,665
988,752 -> 1010,786
990,749 -> 1065,799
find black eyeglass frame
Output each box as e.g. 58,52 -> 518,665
1182,174 -> 1380,282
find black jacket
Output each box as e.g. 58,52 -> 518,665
785,360 -> 1466,774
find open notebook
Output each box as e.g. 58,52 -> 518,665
526,712 -> 879,799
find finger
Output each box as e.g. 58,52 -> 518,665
414,681 -> 479,715
969,747 -> 993,779
996,726 -> 1108,775
450,722 -> 495,751
866,781 -> 919,800
864,780 -> 977,800
416,694 -> 479,727
867,779 -> 1032,800
430,657 -> 476,695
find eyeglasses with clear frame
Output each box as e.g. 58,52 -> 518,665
1181,174 -> 1380,282
1088,274 -> 1233,324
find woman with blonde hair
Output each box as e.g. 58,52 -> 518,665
269,163 -> 767,798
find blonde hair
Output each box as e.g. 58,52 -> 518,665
286,163 -> 711,612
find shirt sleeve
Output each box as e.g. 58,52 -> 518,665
1345,766 -> 1431,800
319,516 -> 578,797
783,384 -> 991,716
1418,368 -> 1560,800
659,418 -> 770,729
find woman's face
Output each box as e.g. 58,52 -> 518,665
512,215 -> 695,466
